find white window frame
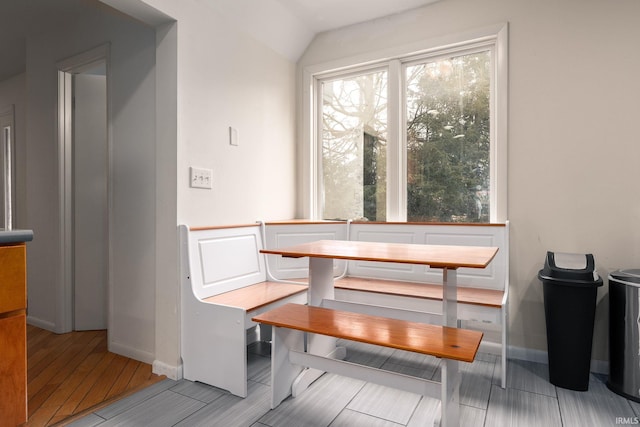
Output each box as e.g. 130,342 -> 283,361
301,23 -> 508,223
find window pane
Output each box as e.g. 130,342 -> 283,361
321,71 -> 387,221
406,51 -> 490,222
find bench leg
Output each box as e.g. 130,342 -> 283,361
271,326 -> 305,409
291,335 -> 347,398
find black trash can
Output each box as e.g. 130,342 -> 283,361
538,251 -> 603,391
608,269 -> 640,402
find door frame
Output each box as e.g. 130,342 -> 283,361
56,44 -> 112,333
0,105 -> 15,230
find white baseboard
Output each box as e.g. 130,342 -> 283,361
109,340 -> 155,365
507,344 -> 548,364
152,360 -> 183,380
507,345 -> 608,375
589,358 -> 609,375
26,316 -> 56,331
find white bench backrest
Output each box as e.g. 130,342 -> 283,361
348,222 -> 509,291
180,225 -> 267,300
264,222 -> 349,280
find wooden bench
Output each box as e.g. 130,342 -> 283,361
179,224 -> 308,397
253,303 -> 484,426
333,276 -> 504,308
263,220 -> 509,387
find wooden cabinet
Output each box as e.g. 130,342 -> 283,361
0,243 -> 27,426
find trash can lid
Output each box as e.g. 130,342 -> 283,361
539,251 -> 600,283
609,269 -> 640,287
553,252 -> 588,270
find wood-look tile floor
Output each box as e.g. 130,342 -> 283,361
64,339 -> 640,427
26,325 -> 165,427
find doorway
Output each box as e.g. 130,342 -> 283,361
58,45 -> 110,332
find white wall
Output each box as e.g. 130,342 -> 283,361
24,3 -> 158,362
299,0 -> 640,362
140,0 -> 297,228
103,0 -> 298,375
0,73 -> 26,230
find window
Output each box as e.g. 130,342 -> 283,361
321,70 -> 388,221
304,25 -> 507,223
405,51 -> 490,222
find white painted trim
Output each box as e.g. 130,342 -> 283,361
0,105 -> 15,230
56,70 -> 73,333
304,23 -> 508,77
312,73 -> 323,219
300,68 -> 314,219
152,360 -> 183,381
26,316 -> 56,332
388,59 -> 403,221
110,340 -> 155,365
590,358 -> 609,376
57,44 -> 110,73
153,20 -> 179,381
99,0 -> 174,27
56,44 -> 112,334
506,344 -> 548,364
507,344 -> 608,376
493,24 -> 509,223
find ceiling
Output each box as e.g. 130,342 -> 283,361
208,0 -> 440,60
0,0 -> 93,82
0,0 -> 440,82
272,0 -> 439,33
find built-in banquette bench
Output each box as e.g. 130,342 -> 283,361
179,224 -> 308,397
263,220 -> 509,388
179,220 -> 509,399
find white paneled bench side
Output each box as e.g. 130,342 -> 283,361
179,224 -> 308,398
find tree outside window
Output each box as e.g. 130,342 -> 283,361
406,51 -> 490,222
321,71 -> 387,221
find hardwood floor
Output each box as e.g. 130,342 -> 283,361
26,325 -> 165,427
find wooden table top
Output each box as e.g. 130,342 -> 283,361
261,240 -> 498,269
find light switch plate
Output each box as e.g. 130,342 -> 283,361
190,166 -> 212,189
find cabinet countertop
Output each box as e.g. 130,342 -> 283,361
0,230 -> 34,244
